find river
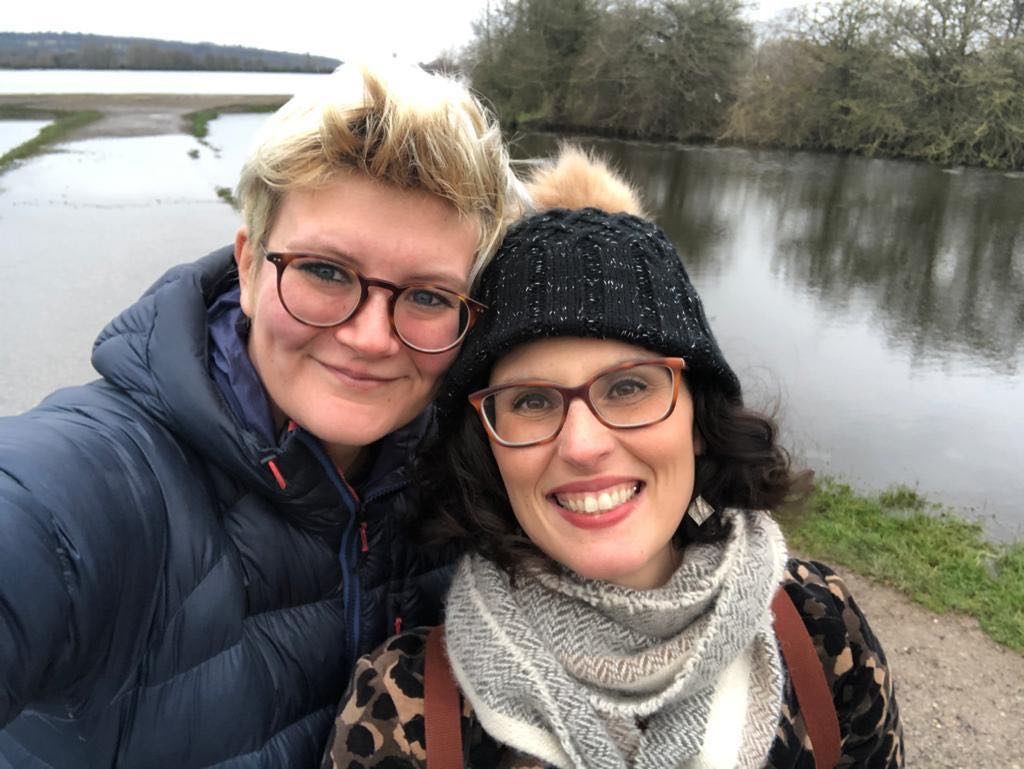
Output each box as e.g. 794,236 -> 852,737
1,70 -> 1022,539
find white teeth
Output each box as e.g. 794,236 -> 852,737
555,483 -> 639,514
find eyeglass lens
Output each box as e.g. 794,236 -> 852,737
278,256 -> 470,352
481,362 -> 677,446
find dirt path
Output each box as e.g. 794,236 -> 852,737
829,565 -> 1023,768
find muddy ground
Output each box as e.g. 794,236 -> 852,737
4,92 -> 1023,768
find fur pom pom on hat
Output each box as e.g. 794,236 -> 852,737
436,150 -> 741,432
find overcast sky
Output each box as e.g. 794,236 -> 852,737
3,0 -> 810,64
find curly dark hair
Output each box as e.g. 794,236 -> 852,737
417,370 -> 812,581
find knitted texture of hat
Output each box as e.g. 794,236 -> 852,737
437,207 -> 741,430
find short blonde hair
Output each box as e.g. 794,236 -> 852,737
237,60 -> 525,284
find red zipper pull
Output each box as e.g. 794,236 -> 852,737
394,616 -> 403,635
359,522 -> 369,553
266,459 -> 287,490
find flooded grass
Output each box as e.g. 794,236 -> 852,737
781,479 -> 1024,651
0,106 -> 102,173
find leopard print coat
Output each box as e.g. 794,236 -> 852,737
323,559 -> 904,769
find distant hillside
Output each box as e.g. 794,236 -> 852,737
0,32 -> 341,72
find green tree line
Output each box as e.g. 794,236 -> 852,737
459,0 -> 1024,170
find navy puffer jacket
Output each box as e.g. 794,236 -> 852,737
0,248 -> 456,768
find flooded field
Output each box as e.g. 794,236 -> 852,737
0,130 -> 241,414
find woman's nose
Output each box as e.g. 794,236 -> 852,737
332,289 -> 402,356
555,398 -> 616,467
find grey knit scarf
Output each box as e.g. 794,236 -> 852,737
444,509 -> 788,769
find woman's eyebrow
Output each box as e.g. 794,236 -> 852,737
273,244 -> 468,289
491,357 -> 656,387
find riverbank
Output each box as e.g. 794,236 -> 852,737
783,484 -> 1024,765
783,480 -> 1024,651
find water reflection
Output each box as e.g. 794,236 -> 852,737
771,156 -> 1024,373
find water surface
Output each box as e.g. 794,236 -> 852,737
0,131 -> 240,415
0,119 -> 49,155
0,69 -> 329,95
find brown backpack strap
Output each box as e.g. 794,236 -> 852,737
424,625 -> 464,768
772,588 -> 842,769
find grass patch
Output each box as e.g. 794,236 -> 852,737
0,107 -> 103,174
184,101 -> 282,139
781,479 -> 1024,651
186,108 -> 220,139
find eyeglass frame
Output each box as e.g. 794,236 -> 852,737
468,357 -> 687,448
261,248 -> 487,354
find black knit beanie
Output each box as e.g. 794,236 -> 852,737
436,207 -> 741,431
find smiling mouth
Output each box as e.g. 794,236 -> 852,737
552,482 -> 642,514
321,362 -> 395,384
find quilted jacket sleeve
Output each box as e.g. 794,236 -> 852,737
0,460 -> 78,726
781,560 -> 905,769
0,396 -> 163,727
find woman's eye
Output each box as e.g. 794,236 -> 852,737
510,390 -> 555,413
405,288 -> 455,308
296,259 -> 352,284
606,377 -> 648,399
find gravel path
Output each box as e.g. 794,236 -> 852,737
832,565 -> 1023,768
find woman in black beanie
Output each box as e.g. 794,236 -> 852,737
324,148 -> 904,769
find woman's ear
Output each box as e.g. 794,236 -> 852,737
234,226 -> 255,317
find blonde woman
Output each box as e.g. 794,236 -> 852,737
0,62 -> 522,768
